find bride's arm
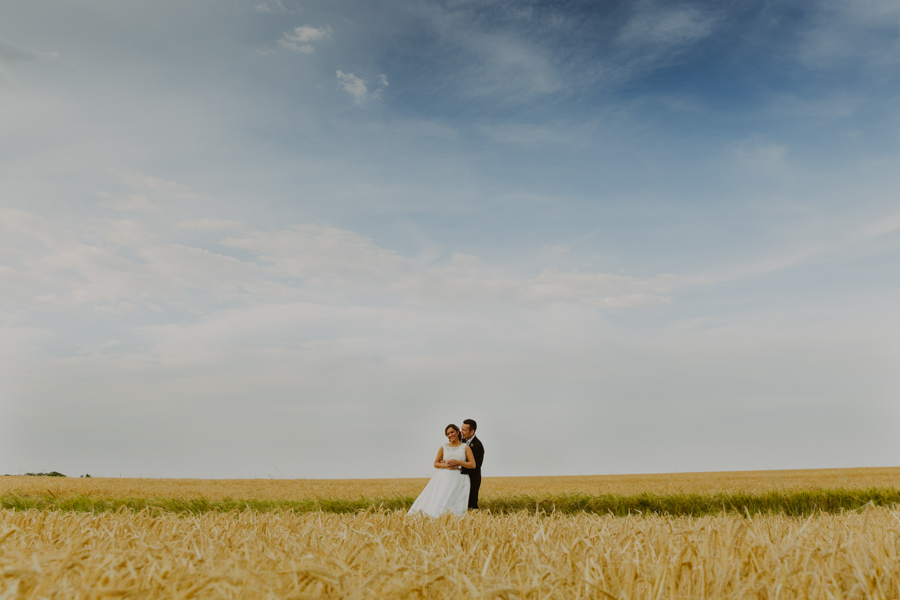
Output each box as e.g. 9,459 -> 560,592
445,446 -> 476,469
434,446 -> 449,469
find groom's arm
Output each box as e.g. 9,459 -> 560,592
470,441 -> 483,470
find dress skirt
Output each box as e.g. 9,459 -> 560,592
408,469 -> 471,517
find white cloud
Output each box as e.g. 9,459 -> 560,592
532,270 -> 675,308
335,71 -> 388,106
223,224 -> 409,285
0,208 -> 55,245
176,219 -> 244,232
1,207 -> 674,318
254,0 -> 299,15
464,34 -> 561,99
0,318 -> 53,361
736,136 -> 789,175
765,93 -> 862,120
698,204 -> 900,284
858,212 -> 900,240
3,204 -> 898,477
7,202 -> 897,322
111,170 -> 207,201
335,71 -> 369,105
422,4 -> 567,100
1,217 -> 278,314
10,287 -> 895,478
371,74 -> 389,100
617,5 -> 716,48
481,122 -> 588,148
278,25 -> 332,54
99,192 -> 159,212
221,224 -> 674,307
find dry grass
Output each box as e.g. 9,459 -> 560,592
3,466 -> 898,501
3,506 -> 900,599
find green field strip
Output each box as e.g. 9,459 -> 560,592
3,488 -> 900,517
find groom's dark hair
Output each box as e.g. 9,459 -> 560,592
463,419 -> 477,432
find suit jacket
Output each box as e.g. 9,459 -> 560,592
460,436 -> 484,476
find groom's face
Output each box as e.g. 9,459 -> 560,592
461,424 -> 473,440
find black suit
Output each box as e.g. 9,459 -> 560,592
460,436 -> 484,509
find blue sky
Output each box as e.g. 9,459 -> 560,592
2,0 -> 899,478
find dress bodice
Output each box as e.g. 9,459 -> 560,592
443,444 -> 467,461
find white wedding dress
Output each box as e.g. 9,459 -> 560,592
408,444 -> 471,517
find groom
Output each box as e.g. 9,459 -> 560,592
447,419 -> 484,509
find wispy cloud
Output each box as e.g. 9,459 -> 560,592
372,74 -> 389,100
858,211 -> 900,240
427,7 -> 563,101
0,208 -> 56,246
481,122 -> 589,148
416,1 -> 718,104
0,37 -> 58,81
0,38 -> 58,67
176,219 -> 244,232
796,0 -> 900,69
98,192 -> 159,212
701,207 -> 900,283
735,136 -> 789,175
111,170 -> 207,201
253,0 -> 299,14
611,3 -> 718,80
220,224 -> 675,307
0,208 -> 675,315
617,5 -> 717,48
278,25 -> 332,54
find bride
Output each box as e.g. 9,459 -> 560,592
408,424 -> 476,517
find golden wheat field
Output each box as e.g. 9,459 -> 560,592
3,506 -> 900,599
3,466 -> 899,500
3,469 -> 899,599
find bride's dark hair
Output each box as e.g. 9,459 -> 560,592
445,424 -> 461,438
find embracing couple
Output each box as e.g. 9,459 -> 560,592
408,419 -> 484,518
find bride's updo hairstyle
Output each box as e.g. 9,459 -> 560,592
445,424 -> 461,439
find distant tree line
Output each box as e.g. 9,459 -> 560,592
1,472 -> 82,477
